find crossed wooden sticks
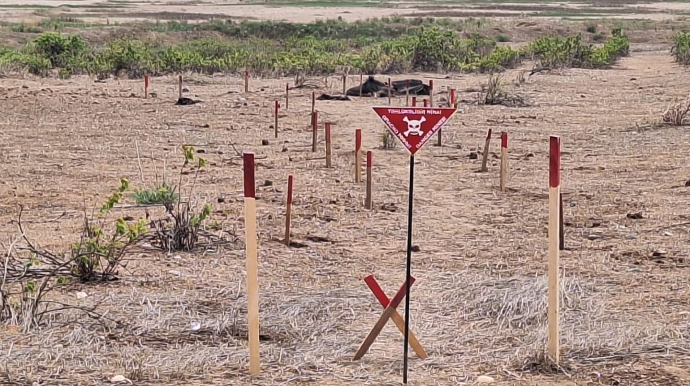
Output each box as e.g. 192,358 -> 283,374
353,274 -> 428,360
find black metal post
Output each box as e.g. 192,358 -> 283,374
403,155 -> 415,384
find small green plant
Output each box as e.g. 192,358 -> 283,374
131,182 -> 179,207
672,32 -> 690,65
380,129 -> 398,150
586,25 -> 597,34
149,146 -> 212,252
495,34 -> 510,43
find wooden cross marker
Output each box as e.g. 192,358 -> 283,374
354,276 -> 419,360
362,275 -> 427,359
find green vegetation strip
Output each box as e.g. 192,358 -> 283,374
0,20 -> 631,78
674,32 -> 690,65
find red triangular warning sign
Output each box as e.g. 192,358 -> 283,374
373,107 -> 457,155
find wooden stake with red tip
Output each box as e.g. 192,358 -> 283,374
325,122 -> 332,168
450,88 -> 456,108
412,97 -> 417,107
274,100 -> 279,138
312,111 -> 318,153
355,129 -> 362,183
406,80 -> 410,106
285,175 -> 293,247
423,99 -> 428,107
244,70 -> 249,93
243,152 -> 260,375
548,135 -> 561,365
481,128 -> 493,172
178,75 -> 183,99
429,79 -> 434,107
365,151 -> 373,209
500,132 -> 508,191
144,75 -> 150,99
342,74 -> 347,95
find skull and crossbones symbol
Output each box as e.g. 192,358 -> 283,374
403,116 -> 426,137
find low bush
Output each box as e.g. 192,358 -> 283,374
673,32 -> 690,65
523,28 -> 629,69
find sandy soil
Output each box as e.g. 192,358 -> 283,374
0,45 -> 689,385
1,0 -> 690,24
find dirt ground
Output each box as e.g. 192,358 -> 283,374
2,0 -> 690,24
1,44 -> 690,385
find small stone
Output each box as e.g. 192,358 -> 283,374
663,231 -> 673,236
22,85 -> 28,89
626,212 -> 643,220
110,375 -> 127,383
477,375 -> 495,383
172,255 -> 182,260
217,197 -> 226,203
411,245 -> 421,252
169,270 -> 181,276
625,235 -> 637,240
76,291 -> 88,300
587,234 -> 602,240
685,180 -> 690,187
190,321 -> 201,331
261,139 -> 269,146
469,152 -> 478,159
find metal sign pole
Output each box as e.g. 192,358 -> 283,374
403,155 -> 415,384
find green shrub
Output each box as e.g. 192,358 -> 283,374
495,34 -> 510,43
131,183 -> 179,207
524,28 -> 629,69
673,32 -> 690,65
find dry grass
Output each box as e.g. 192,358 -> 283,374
0,50 -> 689,386
661,98 -> 690,126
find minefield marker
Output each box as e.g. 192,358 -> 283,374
500,132 -> 508,191
243,152 -> 260,375
365,151 -> 373,209
388,77 -> 392,105
429,80 -> 434,107
412,97 -> 417,107
274,100 -> 280,138
178,75 -> 183,99
343,74 -> 347,95
312,111 -> 318,153
285,83 -> 289,110
372,106 -> 457,384
558,192 -> 565,251
406,80 -> 410,106
244,70 -> 249,93
363,275 -> 427,359
311,91 -> 316,126
144,75 -> 150,99
481,128 -> 493,172
360,74 -> 363,96
325,122 -> 332,168
285,175 -> 293,247
423,99 -> 428,107
355,129 -> 362,183
450,89 -> 456,108
548,135 -> 561,365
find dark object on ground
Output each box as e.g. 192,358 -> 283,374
529,67 -> 550,76
262,140 -> 269,146
685,179 -> 690,187
182,87 -> 189,92
175,97 -> 202,105
317,94 -> 351,101
626,212 -> 644,220
346,76 -> 430,97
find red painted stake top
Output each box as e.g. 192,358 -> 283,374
243,152 -> 256,198
245,70 -> 249,78
275,100 -> 279,113
325,122 -> 331,141
364,275 -> 416,308
550,136 -> 561,188
367,151 -> 372,168
287,175 -> 294,205
450,89 -> 456,105
144,76 -> 149,88
423,99 -> 428,107
501,132 -> 508,148
356,129 -> 362,151
412,97 -> 417,107
429,79 -> 433,90
486,128 -> 493,140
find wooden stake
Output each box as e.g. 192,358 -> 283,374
244,70 -> 249,93
325,122 -> 332,168
312,111 -> 318,153
285,175 -> 293,247
178,75 -> 183,99
558,193 -> 565,251
429,79 -> 434,107
359,74 -> 363,96
144,75 -> 149,99
355,129 -> 362,183
500,132 -> 508,191
365,151 -> 373,209
387,77 -> 392,105
406,80 -> 410,106
310,91 -> 315,126
480,128 -> 493,172
423,99 -> 428,107
285,83 -> 289,110
274,100 -> 279,139
450,88 -> 456,108
342,74 -> 347,94
243,152 -> 260,375
548,135 -> 561,365
412,97 -> 417,107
